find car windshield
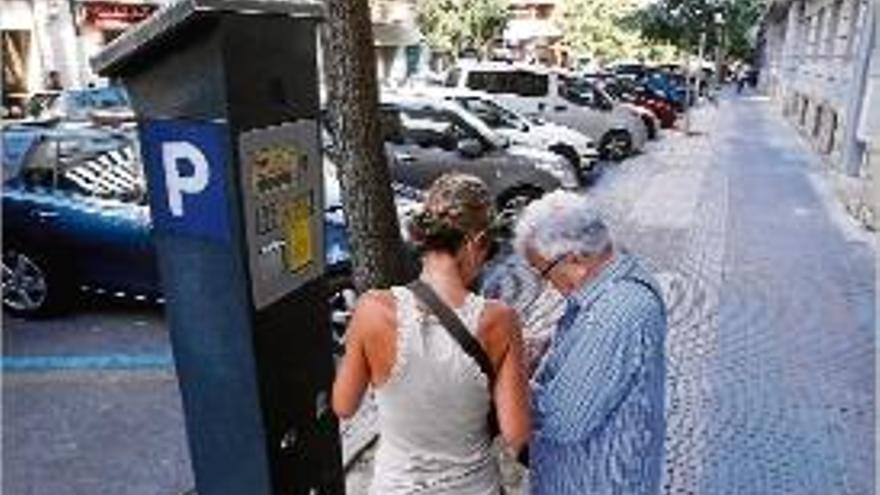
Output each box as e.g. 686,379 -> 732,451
448,102 -> 509,148
560,77 -> 613,109
454,96 -> 527,131
63,87 -> 131,121
6,129 -> 146,203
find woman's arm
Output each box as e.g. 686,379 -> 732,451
490,305 -> 532,453
331,293 -> 382,419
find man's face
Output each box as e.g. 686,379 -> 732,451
525,246 -> 611,295
524,247 -> 571,294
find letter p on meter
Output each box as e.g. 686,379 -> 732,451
163,141 -> 210,217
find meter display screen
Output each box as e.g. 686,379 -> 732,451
239,122 -> 324,309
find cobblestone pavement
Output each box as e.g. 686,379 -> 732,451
346,94 -> 876,494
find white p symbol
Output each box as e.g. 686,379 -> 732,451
161,141 -> 210,217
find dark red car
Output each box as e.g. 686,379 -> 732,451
587,75 -> 678,129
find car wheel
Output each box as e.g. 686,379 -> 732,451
600,130 -> 632,161
2,248 -> 70,318
642,116 -> 658,140
325,272 -> 357,364
548,144 -> 580,170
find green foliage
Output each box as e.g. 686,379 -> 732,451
558,0 -> 648,63
416,0 -> 511,55
634,0 -> 766,60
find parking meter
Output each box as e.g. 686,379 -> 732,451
92,1 -> 343,493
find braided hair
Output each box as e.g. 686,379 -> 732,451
408,173 -> 494,255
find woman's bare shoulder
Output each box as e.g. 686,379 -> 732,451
479,298 -> 521,346
351,289 -> 397,329
481,299 -> 520,328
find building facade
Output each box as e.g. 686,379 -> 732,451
370,0 -> 426,86
502,0 -> 567,66
762,0 -> 879,228
2,0 -> 425,111
1,0 -> 162,113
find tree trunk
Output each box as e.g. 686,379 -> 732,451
322,0 -> 408,292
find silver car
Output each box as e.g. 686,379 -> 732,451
379,94 -> 578,218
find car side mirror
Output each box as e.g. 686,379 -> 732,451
457,138 -> 483,158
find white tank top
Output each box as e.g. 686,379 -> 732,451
370,286 -> 501,495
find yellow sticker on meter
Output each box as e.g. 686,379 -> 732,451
283,196 -> 313,273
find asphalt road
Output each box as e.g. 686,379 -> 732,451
2,297 -> 193,495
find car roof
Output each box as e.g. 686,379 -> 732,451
380,92 -> 458,110
454,60 -> 561,76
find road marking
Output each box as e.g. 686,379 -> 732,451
1,353 -> 174,372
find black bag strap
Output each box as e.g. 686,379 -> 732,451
407,280 -> 496,387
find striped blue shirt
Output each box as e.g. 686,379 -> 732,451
530,252 -> 667,495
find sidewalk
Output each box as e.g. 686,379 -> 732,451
345,94 -> 876,494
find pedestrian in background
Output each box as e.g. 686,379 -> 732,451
513,191 -> 667,495
333,173 -> 531,495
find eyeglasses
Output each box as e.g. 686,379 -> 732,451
539,254 -> 567,279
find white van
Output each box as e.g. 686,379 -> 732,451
445,62 -> 647,160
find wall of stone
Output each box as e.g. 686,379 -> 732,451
763,0 -> 877,230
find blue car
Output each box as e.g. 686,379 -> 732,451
640,72 -> 691,112
1,128 -> 374,319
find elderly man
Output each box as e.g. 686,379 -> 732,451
514,191 -> 667,495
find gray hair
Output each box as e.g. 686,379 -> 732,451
513,191 -> 611,260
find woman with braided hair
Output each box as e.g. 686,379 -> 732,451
333,173 -> 531,494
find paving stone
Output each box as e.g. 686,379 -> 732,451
344,96 -> 876,495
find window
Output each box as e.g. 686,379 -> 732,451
455,97 -> 522,130
466,71 -> 514,93
444,68 -> 462,88
827,0 -> 843,56
559,77 -> 611,109
465,70 -> 549,97
815,8 -> 826,56
379,107 -> 406,144
845,0 -> 865,57
516,72 -> 550,97
396,105 -> 477,150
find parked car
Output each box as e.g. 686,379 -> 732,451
640,71 -> 693,112
376,94 -> 577,217
23,86 -> 134,125
405,87 -> 601,183
586,75 -> 677,130
608,62 -> 650,81
1,129 -> 418,319
562,76 -> 660,141
444,62 -> 647,160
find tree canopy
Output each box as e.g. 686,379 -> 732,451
635,0 -> 766,60
558,0 -> 647,64
416,0 -> 510,55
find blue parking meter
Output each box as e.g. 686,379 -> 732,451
92,1 -> 343,493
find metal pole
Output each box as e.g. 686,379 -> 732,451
684,50 -> 692,134
696,30 -> 707,99
715,25 -> 724,93
686,31 -> 707,136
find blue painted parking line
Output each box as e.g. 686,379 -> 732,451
2,353 -> 174,372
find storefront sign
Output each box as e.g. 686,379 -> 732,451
80,2 -> 157,29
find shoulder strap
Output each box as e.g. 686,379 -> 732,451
407,280 -> 496,387
620,274 -> 666,317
